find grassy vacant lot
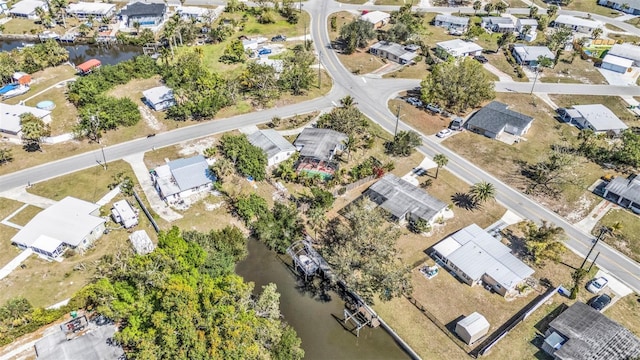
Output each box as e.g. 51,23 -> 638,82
338,50 -> 388,74
550,94 -> 637,124
485,51 -> 528,82
28,160 -> 135,203
541,56 -> 607,85
2,18 -> 41,35
443,93 -> 602,220
595,209 -> 640,262
389,98 -> 451,135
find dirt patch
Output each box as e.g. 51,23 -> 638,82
178,137 -> 217,157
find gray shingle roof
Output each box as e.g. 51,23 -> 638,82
467,101 -> 533,135
293,128 -> 347,162
167,155 -> 212,192
366,173 -> 447,222
119,1 -> 165,17
549,302 -> 640,360
248,129 -> 296,160
605,174 -> 640,205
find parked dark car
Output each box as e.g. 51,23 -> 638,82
271,34 -> 287,42
473,55 -> 488,64
588,293 -> 612,311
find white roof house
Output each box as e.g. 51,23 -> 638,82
176,6 -> 212,21
360,10 -> 390,27
559,104 -> 628,134
129,230 -> 155,255
512,45 -> 555,66
553,15 -> 601,33
111,199 -> 138,229
66,2 -> 116,18
455,312 -> 490,345
11,197 -> 106,259
248,129 -> 296,167
432,224 -> 534,296
142,86 -> 175,111
436,39 -> 483,58
608,43 -> 640,65
152,155 -> 214,203
9,0 -> 46,19
602,54 -> 634,73
434,14 -> 469,30
0,103 -> 52,136
516,18 -> 538,31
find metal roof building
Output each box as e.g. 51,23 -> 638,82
152,155 -> 214,203
294,128 -> 347,163
129,230 -> 155,255
604,174 -> 640,212
11,197 -> 106,259
544,302 -> 640,360
66,2 -> 116,18
364,173 -> 447,224
0,102 -> 51,136
432,224 -> 534,296
248,129 -> 296,167
142,85 -> 175,111
436,39 -> 483,58
512,45 -> 555,65
607,43 -> 640,66
559,104 -> 628,134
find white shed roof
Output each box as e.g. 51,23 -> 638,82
31,235 -> 63,254
11,197 -> 105,248
129,230 -> 155,255
67,2 -> 115,15
10,0 -> 45,15
572,104 -> 628,132
360,10 -> 390,25
0,103 -> 51,134
457,312 -> 490,335
142,86 -> 174,106
554,15 -> 600,29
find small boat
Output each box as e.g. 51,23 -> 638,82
2,85 -> 29,99
298,254 -> 319,273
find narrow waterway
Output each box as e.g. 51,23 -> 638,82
0,40 -> 144,66
236,239 -> 409,360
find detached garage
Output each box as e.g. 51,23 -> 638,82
601,54 -> 633,73
455,312 -> 490,345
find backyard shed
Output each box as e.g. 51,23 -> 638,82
129,230 -> 155,255
455,312 -> 490,345
111,199 -> 138,229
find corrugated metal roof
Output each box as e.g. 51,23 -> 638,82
142,86 -> 174,106
550,302 -> 640,360
436,224 -> 534,290
435,14 -> 469,26
572,104 -> 628,132
366,173 -> 447,222
11,197 -> 105,248
605,175 -> 640,204
167,155 -> 212,192
248,129 -> 296,160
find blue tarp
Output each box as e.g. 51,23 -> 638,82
0,83 -> 18,95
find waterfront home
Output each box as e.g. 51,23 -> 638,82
9,0 -> 46,19
66,2 -> 116,19
118,1 -> 166,28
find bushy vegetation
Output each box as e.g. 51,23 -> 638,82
218,134 -> 268,181
576,129 -> 640,171
0,297 -> 69,347
70,227 -> 304,359
0,41 -> 69,83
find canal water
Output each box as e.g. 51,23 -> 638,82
236,239 -> 409,360
0,39 -> 144,66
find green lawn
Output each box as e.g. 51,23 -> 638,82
595,209 -> 640,262
561,0 -> 622,17
7,206 -> 43,227
0,198 -> 25,268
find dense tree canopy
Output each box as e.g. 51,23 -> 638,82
339,19 -> 376,55
70,227 -> 303,360
279,46 -> 316,96
219,134 -> 268,181
253,202 -> 304,253
420,57 -> 495,113
323,199 -> 411,303
521,221 -> 566,265
385,130 -> 422,157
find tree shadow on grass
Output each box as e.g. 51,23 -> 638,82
451,192 -> 477,211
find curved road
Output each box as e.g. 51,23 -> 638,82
1,0 -> 639,292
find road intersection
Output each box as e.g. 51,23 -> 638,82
2,0 -> 640,291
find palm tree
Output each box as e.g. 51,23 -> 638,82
473,0 -> 481,15
470,181 -> 496,205
547,5 -> 558,17
211,158 -> 234,180
483,3 -> 494,15
495,2 -> 507,15
433,154 -> 448,179
340,95 -> 356,107
529,6 -> 538,18
607,221 -> 623,236
520,24 -> 531,39
591,27 -> 603,40
343,134 -> 358,161
307,207 -> 327,239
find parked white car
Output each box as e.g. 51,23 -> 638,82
436,129 -> 452,138
587,277 -> 608,293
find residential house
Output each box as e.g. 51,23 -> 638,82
606,43 -> 640,66
11,197 -> 106,259
118,1 -> 166,28
603,174 -> 640,213
364,173 -> 448,224
558,104 -> 628,135
242,37 -> 267,50
111,199 -> 138,229
0,102 -> 51,136
143,85 -> 176,111
431,224 -> 535,297
293,128 -> 347,178
435,39 -> 483,59
66,2 -> 116,19
466,101 -> 534,140
176,6 -> 213,22
0,1 -> 9,15
360,10 -> 390,28
369,41 -> 419,65
543,302 -> 640,360
553,15 -> 601,34
12,72 -> 31,85
511,45 -> 555,67
129,230 -> 155,255
434,14 -> 469,32
248,129 -> 297,167
516,18 -> 538,41
152,155 -> 214,204
481,16 -> 515,33
455,313 -> 490,345
601,54 -> 634,73
9,0 -> 46,19
598,0 -> 640,15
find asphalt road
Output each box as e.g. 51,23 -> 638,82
1,0 -> 639,292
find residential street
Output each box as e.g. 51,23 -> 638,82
1,0 -> 640,292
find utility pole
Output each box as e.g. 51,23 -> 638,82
580,226 -> 609,270
100,146 -> 107,170
318,51 -> 322,89
529,66 -> 540,95
394,105 -> 401,137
